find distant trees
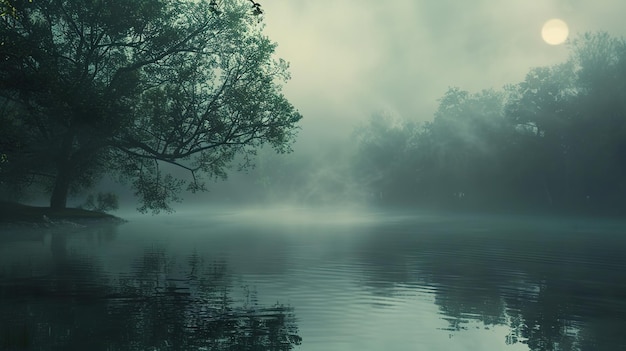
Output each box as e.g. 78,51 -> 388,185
422,88 -> 513,208
353,32 -> 626,214
81,191 -> 119,212
0,0 -> 301,212
504,32 -> 626,212
352,113 -> 423,203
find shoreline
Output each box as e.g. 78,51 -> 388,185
0,201 -> 126,229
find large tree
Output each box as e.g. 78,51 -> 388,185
506,32 -> 626,211
0,0 -> 301,212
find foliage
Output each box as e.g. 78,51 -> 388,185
352,113 -> 423,203
0,0 -> 301,212
82,192 -> 119,213
353,32 -> 626,214
0,0 -> 31,18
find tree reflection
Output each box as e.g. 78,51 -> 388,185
356,219 -> 626,350
0,242 -> 301,350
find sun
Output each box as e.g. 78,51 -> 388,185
542,19 -> 569,45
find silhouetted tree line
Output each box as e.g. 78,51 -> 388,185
354,32 -> 626,215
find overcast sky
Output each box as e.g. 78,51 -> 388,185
258,0 -> 626,146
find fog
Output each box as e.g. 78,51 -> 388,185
5,3 -> 626,350
262,0 -> 626,140
4,0 -> 626,215
161,0 -> 626,214
104,9 -> 613,216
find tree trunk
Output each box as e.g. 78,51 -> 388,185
50,167 -> 71,209
50,132 -> 75,210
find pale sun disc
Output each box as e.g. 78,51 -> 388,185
542,19 -> 569,45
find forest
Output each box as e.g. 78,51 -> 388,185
351,32 -> 626,214
1,0 -> 625,217
248,32 -> 626,216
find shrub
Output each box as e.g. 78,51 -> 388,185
82,192 -> 119,212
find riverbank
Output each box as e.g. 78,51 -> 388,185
0,201 -> 124,228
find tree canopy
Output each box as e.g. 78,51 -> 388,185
0,0 -> 301,212
353,32 -> 626,215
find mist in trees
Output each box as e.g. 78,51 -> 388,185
0,0 -> 301,212
1,0 -> 624,218
183,31 -> 626,217
351,32 -> 626,215
174,32 -> 626,216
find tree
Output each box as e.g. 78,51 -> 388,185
352,113 -> 423,203
567,32 -> 626,211
0,0 -> 301,212
504,63 -> 578,208
0,0 -> 29,18
0,0 -> 30,178
425,88 -> 511,205
350,32 -> 626,214
505,32 -> 626,212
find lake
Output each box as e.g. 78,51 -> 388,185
1,207 -> 626,350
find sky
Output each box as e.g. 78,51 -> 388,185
258,0 -> 626,147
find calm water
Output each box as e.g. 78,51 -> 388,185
1,207 -> 626,351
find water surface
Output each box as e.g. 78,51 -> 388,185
1,208 -> 625,350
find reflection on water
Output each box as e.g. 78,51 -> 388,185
0,224 -> 301,351
355,215 -> 626,351
1,210 -> 626,350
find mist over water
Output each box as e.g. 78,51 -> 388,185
3,1 -> 626,350
3,209 -> 626,350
